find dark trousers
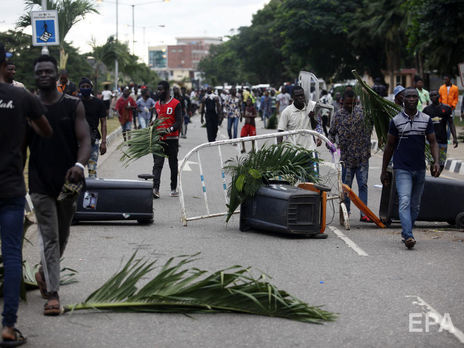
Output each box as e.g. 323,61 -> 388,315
152,139 -> 179,190
205,113 -> 218,142
0,196 -> 25,327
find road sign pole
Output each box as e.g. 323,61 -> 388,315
41,0 -> 49,55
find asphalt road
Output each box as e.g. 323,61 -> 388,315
18,114 -> 464,348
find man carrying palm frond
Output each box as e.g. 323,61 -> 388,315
151,81 -> 182,199
329,89 -> 373,223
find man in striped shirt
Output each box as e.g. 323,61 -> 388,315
381,87 -> 440,249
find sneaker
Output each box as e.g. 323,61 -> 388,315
360,215 -> 373,223
403,237 -> 416,249
153,189 -> 160,199
170,190 -> 179,197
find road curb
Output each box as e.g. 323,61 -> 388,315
444,158 -> 464,176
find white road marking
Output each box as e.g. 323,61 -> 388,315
181,160 -> 198,172
328,226 -> 368,257
407,295 -> 464,344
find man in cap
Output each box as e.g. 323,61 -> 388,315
393,85 -> 405,106
0,43 -> 52,346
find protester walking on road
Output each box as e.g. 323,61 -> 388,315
259,90 -> 272,128
29,54 -> 90,315
115,87 -> 136,141
79,77 -> 107,178
56,69 -> 77,96
381,87 -> 440,249
423,90 -> 458,174
101,84 -> 113,117
240,97 -> 257,153
439,76 -> 459,141
224,88 -> 241,143
136,88 -> 155,129
276,85 -> 291,117
0,43 -> 52,346
152,80 -> 182,199
329,90 -> 373,222
200,86 -> 221,142
415,76 -> 430,111
393,85 -> 405,106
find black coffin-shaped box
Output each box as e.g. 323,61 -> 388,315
74,178 -> 154,224
379,170 -> 464,228
240,183 -> 321,236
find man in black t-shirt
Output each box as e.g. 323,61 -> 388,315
79,77 -> 107,178
423,90 -> 458,173
200,87 -> 221,142
0,43 -> 52,345
28,55 -> 90,316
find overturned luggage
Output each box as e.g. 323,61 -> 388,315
379,169 -> 464,228
74,178 -> 154,224
240,183 -> 327,238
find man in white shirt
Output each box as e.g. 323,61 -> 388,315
277,85 -> 322,150
101,84 -> 113,117
276,85 -> 291,116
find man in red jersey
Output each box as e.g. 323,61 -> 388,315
152,80 -> 182,198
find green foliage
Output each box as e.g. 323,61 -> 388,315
118,119 -> 166,166
406,0 -> 464,75
224,143 -> 320,222
63,252 -> 336,324
266,112 -> 278,129
352,70 -> 400,147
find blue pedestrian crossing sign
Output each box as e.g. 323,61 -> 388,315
31,10 -> 59,46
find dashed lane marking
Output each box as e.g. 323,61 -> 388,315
328,225 -> 369,257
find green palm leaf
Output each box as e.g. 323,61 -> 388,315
118,118 -> 166,166
352,70 -> 432,161
63,253 -> 336,324
224,143 -> 320,222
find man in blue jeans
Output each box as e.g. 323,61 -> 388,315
381,87 -> 440,249
0,43 -> 52,345
329,90 -> 373,222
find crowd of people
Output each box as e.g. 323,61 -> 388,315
1,38 -> 463,346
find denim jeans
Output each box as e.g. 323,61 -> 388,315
138,115 -> 150,129
0,196 -> 25,327
227,117 -> 239,139
88,142 -> 99,178
342,162 -> 369,218
394,169 -> 426,240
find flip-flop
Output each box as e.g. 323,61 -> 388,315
0,328 -> 27,347
43,297 -> 61,316
35,271 -> 48,299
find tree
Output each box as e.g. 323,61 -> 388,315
407,0 -> 464,76
17,0 -> 98,70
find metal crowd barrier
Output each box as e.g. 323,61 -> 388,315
178,129 -> 350,230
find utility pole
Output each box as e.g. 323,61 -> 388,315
131,4 -> 135,55
115,0 -> 119,92
41,0 -> 49,55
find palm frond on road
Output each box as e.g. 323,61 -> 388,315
224,143 -> 320,222
63,253 -> 336,324
118,119 -> 165,166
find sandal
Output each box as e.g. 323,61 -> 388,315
35,271 -> 48,299
43,294 -> 61,316
1,327 -> 27,347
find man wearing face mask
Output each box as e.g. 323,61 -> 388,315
79,77 -> 107,178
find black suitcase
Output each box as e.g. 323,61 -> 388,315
379,168 -> 464,228
240,183 -> 325,237
74,178 -> 154,224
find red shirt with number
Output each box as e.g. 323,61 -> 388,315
155,97 -> 180,139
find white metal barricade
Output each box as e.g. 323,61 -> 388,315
178,129 -> 350,229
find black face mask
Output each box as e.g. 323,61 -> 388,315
80,88 -> 92,97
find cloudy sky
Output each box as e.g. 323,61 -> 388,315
0,0 -> 270,63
